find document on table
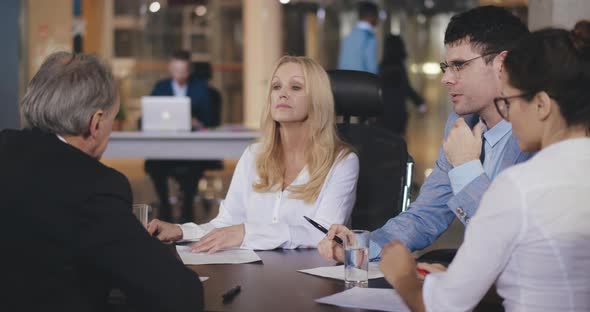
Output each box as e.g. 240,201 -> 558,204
315,287 -> 410,312
176,246 -> 261,265
298,262 -> 384,280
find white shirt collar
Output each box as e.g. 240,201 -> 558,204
171,80 -> 188,97
56,134 -> 67,143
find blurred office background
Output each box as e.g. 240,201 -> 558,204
0,0 -> 587,253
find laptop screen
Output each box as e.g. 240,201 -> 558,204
141,96 -> 191,131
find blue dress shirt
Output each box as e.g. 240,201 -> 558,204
369,113 -> 533,258
338,21 -> 378,74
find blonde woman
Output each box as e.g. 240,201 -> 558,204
148,56 -> 359,253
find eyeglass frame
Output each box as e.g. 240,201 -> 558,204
493,92 -> 534,121
439,51 -> 500,76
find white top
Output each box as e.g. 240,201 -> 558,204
180,143 -> 359,250
423,138 -> 590,312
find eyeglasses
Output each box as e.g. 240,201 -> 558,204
493,93 -> 533,120
440,52 -> 499,76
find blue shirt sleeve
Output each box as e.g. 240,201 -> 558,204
448,160 -> 485,195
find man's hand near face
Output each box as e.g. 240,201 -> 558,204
443,118 -> 485,168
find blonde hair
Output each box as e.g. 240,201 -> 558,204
253,55 -> 352,203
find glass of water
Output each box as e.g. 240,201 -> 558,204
132,204 -> 152,228
344,229 -> 370,288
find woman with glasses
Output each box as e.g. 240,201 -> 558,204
379,21 -> 590,312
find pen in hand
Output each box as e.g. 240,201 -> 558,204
222,285 -> 241,304
303,216 -> 343,245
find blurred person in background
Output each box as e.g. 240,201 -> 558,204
144,50 -> 214,223
338,1 -> 379,74
379,34 -> 427,135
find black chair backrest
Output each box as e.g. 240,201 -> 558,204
330,70 -> 383,123
328,70 -> 408,231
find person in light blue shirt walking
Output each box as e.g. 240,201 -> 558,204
338,1 -> 379,74
319,6 -> 534,262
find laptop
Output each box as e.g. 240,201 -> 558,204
141,96 -> 191,131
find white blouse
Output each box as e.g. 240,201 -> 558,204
423,138 -> 590,312
180,143 -> 359,250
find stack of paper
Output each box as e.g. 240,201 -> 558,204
315,287 -> 410,312
298,262 -> 384,280
176,246 -> 261,265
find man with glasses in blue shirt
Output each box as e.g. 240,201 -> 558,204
319,6 -> 533,263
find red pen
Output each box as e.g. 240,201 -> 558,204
416,268 -> 430,276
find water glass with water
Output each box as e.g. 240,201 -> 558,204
344,229 -> 370,288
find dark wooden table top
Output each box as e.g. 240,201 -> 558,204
186,248 -> 391,312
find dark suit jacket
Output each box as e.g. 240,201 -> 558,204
0,128 -> 203,312
151,78 -> 213,127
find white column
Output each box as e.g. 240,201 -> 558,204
529,0 -> 590,30
243,0 -> 283,129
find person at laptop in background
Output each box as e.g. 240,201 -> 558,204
147,56 -> 359,253
144,50 -> 216,223
2,52 -> 203,311
380,22 -> 590,312
319,5 -> 533,265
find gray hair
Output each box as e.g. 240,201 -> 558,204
20,52 -> 118,135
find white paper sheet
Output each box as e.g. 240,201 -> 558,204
176,246 -> 261,265
315,287 -> 411,312
298,262 -> 384,280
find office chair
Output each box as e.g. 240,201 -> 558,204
328,70 -> 414,231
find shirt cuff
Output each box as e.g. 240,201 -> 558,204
448,160 -> 484,195
369,239 -> 382,260
179,222 -> 215,241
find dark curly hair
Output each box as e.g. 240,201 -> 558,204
444,6 -> 529,63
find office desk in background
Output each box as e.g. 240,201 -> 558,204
102,130 -> 260,160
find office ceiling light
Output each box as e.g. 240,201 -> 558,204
195,5 -> 207,16
149,1 -> 161,13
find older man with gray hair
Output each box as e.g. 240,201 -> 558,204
1,52 -> 204,311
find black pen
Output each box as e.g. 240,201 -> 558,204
304,216 -> 343,245
222,285 -> 241,304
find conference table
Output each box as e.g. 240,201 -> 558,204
186,248 -> 391,312
183,248 -> 503,312
102,130 -> 260,160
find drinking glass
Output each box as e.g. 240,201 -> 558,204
343,230 -> 370,288
132,204 -> 152,228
